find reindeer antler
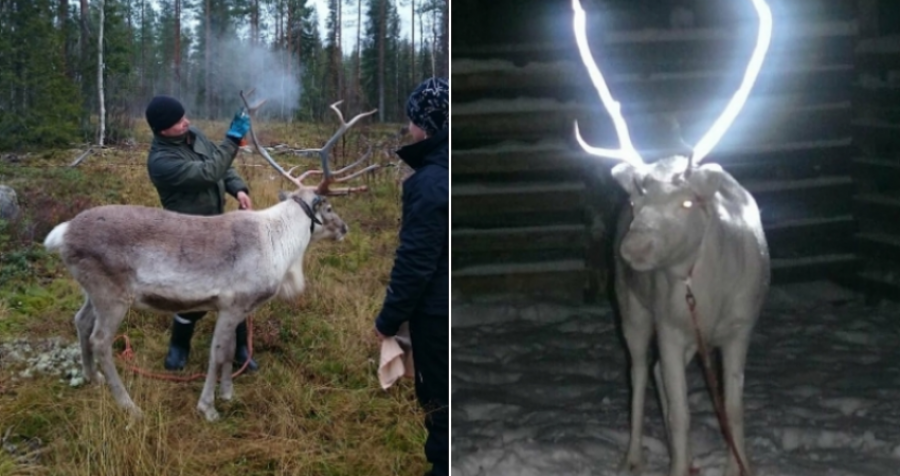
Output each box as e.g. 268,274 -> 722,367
691,0 -> 772,165
291,101 -> 380,195
239,92 -> 379,194
239,89 -> 303,186
572,0 -> 644,169
572,0 -> 773,169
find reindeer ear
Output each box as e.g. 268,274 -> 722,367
611,163 -> 641,196
277,190 -> 289,202
687,163 -> 725,200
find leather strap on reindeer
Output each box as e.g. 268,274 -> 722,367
295,196 -> 323,233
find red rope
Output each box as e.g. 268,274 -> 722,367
113,315 -> 255,382
685,284 -> 750,476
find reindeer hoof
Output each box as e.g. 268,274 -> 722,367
725,462 -> 752,476
198,403 -> 220,422
220,387 -> 234,402
618,457 -> 643,476
123,405 -> 143,430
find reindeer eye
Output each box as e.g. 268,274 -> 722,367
682,200 -> 694,209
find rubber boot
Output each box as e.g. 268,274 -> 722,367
233,320 -> 259,372
164,315 -> 196,370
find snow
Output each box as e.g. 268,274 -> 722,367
451,282 -> 900,476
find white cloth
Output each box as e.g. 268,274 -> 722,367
379,322 -> 414,390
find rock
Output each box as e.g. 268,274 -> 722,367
0,153 -> 22,164
0,185 -> 19,221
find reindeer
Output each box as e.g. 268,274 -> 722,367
43,96 -> 379,422
571,1 -> 773,475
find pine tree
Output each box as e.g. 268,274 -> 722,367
361,0 -> 401,122
0,0 -> 81,149
298,5 -> 325,120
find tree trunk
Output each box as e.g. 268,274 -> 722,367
80,0 -> 89,84
139,0 -> 145,96
286,0 -> 292,121
251,0 -> 259,45
418,6 -> 425,79
410,0 -> 415,83
205,0 -> 211,118
356,0 -> 362,108
439,0 -> 447,77
59,0 -> 70,77
333,0 -> 342,102
97,0 -> 105,146
279,0 -> 285,119
430,2 -> 437,76
174,0 -> 181,96
297,1 -> 302,75
378,0 -> 385,122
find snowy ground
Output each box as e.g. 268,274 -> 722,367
451,282 -> 900,476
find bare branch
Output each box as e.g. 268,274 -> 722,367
69,148 -> 94,167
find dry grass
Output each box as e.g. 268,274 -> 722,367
0,119 -> 426,476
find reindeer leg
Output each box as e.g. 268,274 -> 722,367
619,292 -> 653,475
217,312 -> 241,402
657,325 -> 692,476
653,358 -> 668,421
91,297 -> 141,420
198,314 -> 239,421
74,296 -> 104,385
722,332 -> 752,476
656,346 -> 699,465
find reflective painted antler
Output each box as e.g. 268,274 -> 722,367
692,0 -> 772,165
572,0 -> 773,168
572,0 -> 644,169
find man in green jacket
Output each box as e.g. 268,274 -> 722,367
144,95 -> 258,372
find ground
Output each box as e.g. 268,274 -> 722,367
451,281 -> 900,476
0,119 -> 426,476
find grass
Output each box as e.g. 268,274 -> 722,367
0,118 -> 426,476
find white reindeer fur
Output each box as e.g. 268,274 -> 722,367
43,189 -> 347,422
613,157 -> 769,476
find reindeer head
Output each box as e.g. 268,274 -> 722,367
572,0 -> 772,270
242,91 -> 379,243
612,157 -> 726,270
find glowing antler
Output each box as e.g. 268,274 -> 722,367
692,0 -> 772,165
572,0 -> 773,168
572,0 -> 644,169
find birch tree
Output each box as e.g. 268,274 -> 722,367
97,0 -> 105,145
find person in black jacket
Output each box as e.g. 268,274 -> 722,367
144,95 -> 259,372
374,77 -> 449,476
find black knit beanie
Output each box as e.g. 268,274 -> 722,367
145,96 -> 185,133
406,77 -> 448,136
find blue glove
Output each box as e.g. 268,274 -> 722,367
226,109 -> 251,140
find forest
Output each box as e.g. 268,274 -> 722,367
0,0 -> 449,149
